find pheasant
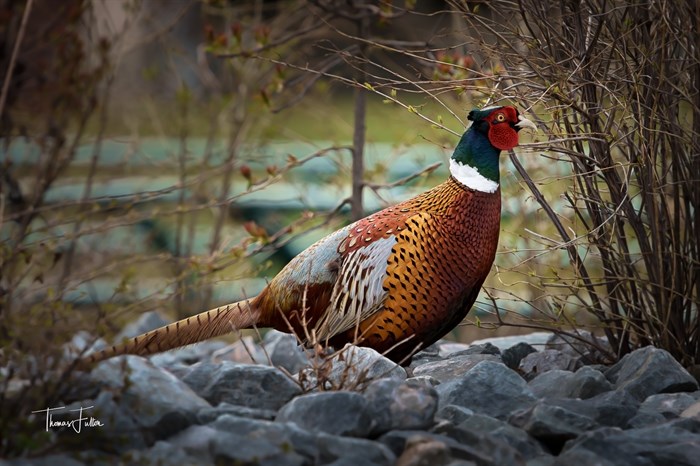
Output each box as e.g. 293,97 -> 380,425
82,105 -> 536,367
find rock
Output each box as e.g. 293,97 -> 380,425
406,375 -> 441,387
448,342 -> 501,357
545,331 -> 612,365
364,378 -> 438,435
410,342 -> 443,367
681,401 -> 700,419
501,342 -> 538,370
50,391 -> 147,453
209,415 -> 318,459
0,455 -> 85,466
639,392 -> 700,419
559,423 -> 700,466
379,431 -> 493,465
149,340 -> 229,367
208,415 -> 395,465
437,405 -> 475,425
91,356 -> 209,439
469,332 -> 552,351
528,366 -> 612,400
64,331 -> 107,362
166,424 -> 220,462
431,423 -> 527,465
413,354 -> 501,383
509,402 -> 599,446
262,330 -> 310,373
394,435 -> 451,466
115,311 -> 169,341
518,350 -> 583,380
298,344 -> 406,391
315,432 -> 396,466
437,342 -> 472,358
605,346 -> 699,401
437,360 -> 536,420
122,440 -> 200,466
453,412 -> 545,460
211,432 -> 308,466
276,391 -> 373,437
182,361 -> 301,410
197,401 -> 278,423
212,335 -> 268,364
543,390 -> 640,429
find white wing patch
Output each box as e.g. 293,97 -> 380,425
313,235 -> 396,342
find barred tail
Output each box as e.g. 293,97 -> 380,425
78,299 -> 260,367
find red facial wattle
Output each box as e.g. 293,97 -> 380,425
485,106 -> 520,150
487,124 -> 519,150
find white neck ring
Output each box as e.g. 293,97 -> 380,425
449,159 -> 499,193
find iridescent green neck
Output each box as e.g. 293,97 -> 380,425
451,126 -> 501,184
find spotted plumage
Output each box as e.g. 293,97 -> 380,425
81,105 -> 536,367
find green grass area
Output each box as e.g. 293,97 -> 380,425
104,86 -> 466,147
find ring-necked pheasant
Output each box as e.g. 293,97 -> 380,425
82,105 -> 536,367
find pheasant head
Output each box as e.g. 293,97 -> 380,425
450,105 -> 536,192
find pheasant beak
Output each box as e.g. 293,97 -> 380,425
515,114 -> 537,132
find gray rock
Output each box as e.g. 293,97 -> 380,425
626,410 -> 667,428
437,405 -> 475,424
437,360 -> 536,420
90,356 -> 209,439
628,392 -> 700,427
122,440 -> 199,466
182,361 -> 301,410
605,346 -> 699,401
276,391 -> 373,437
552,448 -> 616,466
546,331 -> 612,365
413,354 -> 501,383
51,391 -> 146,453
364,378 -> 438,435
406,375 -> 441,387
437,342 -> 472,358
543,390 -> 640,428
166,424 -> 220,462
379,431 -> 493,465
469,332 -> 552,351
115,311 -> 169,341
394,435 -> 451,466
64,330 -> 107,362
262,330 -> 310,374
212,432 -> 309,466
431,423 -> 527,466
298,344 -> 406,391
640,392 -> 700,418
455,413 -> 545,460
681,401 -> 700,419
212,335 -> 268,364
559,423 -> 700,466
197,401 -> 278,423
149,340 -> 229,367
211,415 -> 318,458
449,342 -> 501,357
0,455 -> 85,466
509,402 -> 599,442
502,342 -> 538,370
518,350 -> 583,381
208,415 -> 395,465
528,366 -> 612,400
316,432 -> 396,466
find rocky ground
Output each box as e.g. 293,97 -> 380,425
4,311 -> 700,466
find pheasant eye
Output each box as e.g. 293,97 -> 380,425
495,113 -> 506,122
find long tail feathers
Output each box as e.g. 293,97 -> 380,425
78,298 -> 260,368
